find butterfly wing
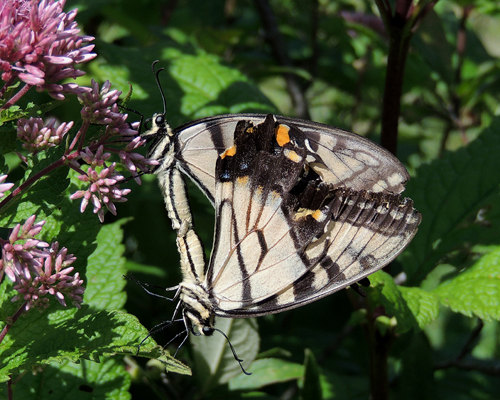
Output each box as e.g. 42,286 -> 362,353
174,114 -> 409,205
202,115 -> 420,317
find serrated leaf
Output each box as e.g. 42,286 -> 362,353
398,286 -> 440,329
11,358 -> 131,400
228,358 -> 304,391
0,101 -> 65,124
369,271 -> 418,333
301,349 -> 322,400
191,317 -> 259,391
0,305 -> 162,381
403,117 -> 500,283
168,52 -> 276,117
85,219 -> 129,310
433,246 -> 500,321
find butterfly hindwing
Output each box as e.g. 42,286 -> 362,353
201,115 -> 421,318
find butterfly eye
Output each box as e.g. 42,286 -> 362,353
155,114 -> 164,126
202,327 -> 214,336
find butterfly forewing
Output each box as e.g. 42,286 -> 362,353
174,114 -> 410,206
200,115 -> 421,318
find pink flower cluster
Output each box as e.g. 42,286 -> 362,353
70,146 -> 132,223
0,216 -> 84,311
0,0 -> 96,99
0,1 -> 158,316
14,78 -> 158,222
78,80 -> 138,138
17,117 -> 73,153
65,80 -> 158,222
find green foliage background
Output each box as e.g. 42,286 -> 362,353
1,0 -> 500,399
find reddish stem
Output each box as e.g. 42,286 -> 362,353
0,302 -> 27,345
0,140 -> 103,212
0,76 -> 16,99
0,84 -> 32,112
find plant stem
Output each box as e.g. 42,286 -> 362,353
0,157 -> 67,212
0,76 -> 16,99
380,27 -> 412,155
0,84 -> 32,112
0,302 -> 27,345
0,148 -> 86,212
365,306 -> 392,400
68,120 -> 90,152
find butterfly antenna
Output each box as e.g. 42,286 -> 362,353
125,274 -> 180,301
213,327 -> 252,376
151,60 -> 167,115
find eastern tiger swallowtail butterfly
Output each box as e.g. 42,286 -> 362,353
140,62 -> 421,372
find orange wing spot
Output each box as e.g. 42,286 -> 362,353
247,127 -> 254,134
237,176 -> 249,185
275,124 -> 290,146
312,209 -> 323,221
284,149 -> 301,163
220,146 -> 236,159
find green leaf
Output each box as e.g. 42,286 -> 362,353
398,286 -> 440,330
0,295 -> 189,381
433,246 -> 500,321
403,117 -> 500,283
93,41 -> 275,130
369,271 -> 418,334
85,219 -> 129,310
229,358 -> 304,391
41,191 -> 101,273
191,317 -> 259,391
368,272 -> 439,332
0,101 -> 65,124
167,51 -> 276,118
0,304 -> 148,381
301,349 -> 322,400
11,358 -> 131,400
